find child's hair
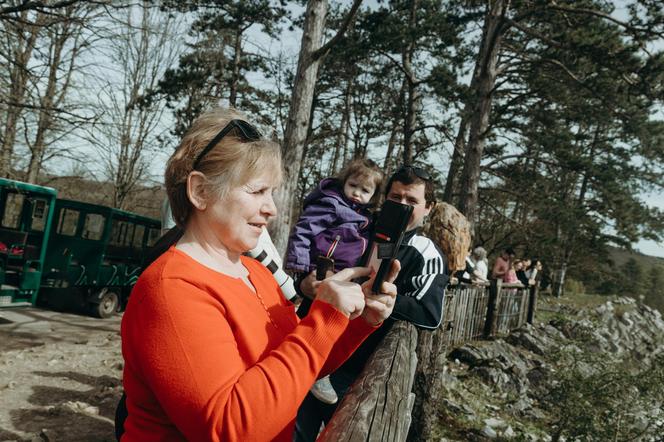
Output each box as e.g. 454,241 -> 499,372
336,158 -> 384,205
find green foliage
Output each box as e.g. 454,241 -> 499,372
151,0 -> 290,136
563,278 -> 585,296
472,0 -> 664,295
544,351 -> 664,441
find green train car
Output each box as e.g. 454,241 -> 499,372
0,178 -> 161,318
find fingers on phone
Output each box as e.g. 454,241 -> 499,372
386,259 -> 401,284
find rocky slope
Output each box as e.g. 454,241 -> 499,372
433,297 -> 664,441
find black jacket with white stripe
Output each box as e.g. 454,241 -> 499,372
333,228 -> 448,379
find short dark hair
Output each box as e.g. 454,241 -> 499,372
385,165 -> 435,206
505,247 -> 516,256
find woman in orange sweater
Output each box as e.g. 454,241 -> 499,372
118,107 -> 398,442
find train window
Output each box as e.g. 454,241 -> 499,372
2,193 -> 24,229
82,213 -> 105,240
30,199 -> 48,231
124,223 -> 135,246
109,219 -> 128,246
57,208 -> 79,236
147,228 -> 160,247
132,224 -> 145,248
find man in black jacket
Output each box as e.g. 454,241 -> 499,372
293,165 -> 448,441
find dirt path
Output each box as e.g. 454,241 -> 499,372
0,307 -> 123,442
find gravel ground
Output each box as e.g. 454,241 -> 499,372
0,307 -> 123,442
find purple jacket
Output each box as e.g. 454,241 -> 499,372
285,178 -> 371,273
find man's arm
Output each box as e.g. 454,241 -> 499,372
390,237 -> 448,329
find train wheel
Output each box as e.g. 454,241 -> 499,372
91,290 -> 119,318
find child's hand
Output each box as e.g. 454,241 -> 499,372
300,270 -> 334,299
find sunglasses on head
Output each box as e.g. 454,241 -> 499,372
192,119 -> 262,170
396,165 -> 431,182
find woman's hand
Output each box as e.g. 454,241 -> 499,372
360,260 -> 400,326
315,267 -> 372,319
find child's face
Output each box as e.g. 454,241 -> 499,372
343,174 -> 376,205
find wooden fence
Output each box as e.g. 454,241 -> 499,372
321,280 -> 539,442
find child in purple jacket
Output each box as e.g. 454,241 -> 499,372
285,158 -> 383,404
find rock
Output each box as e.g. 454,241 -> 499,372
483,417 -> 507,429
481,426 -> 498,439
503,426 -> 516,438
61,401 -> 99,415
441,398 -> 465,415
39,428 -> 56,441
472,366 -> 511,389
505,330 -> 548,355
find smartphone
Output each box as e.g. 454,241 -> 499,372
367,200 -> 413,293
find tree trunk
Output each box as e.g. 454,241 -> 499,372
1,12 -> 41,177
401,0 -> 418,165
271,0 -> 363,253
458,0 -> 509,232
383,79 -> 406,170
330,77 -> 353,174
271,0 -> 329,253
229,28 -> 243,107
442,115 -> 469,204
26,21 -> 70,183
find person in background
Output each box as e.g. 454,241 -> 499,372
455,247 -> 487,285
471,246 -> 489,283
117,107 -> 399,442
526,259 -> 543,286
516,259 -> 530,286
504,258 -> 520,284
285,158 -> 383,404
492,247 -> 515,281
293,165 -> 448,442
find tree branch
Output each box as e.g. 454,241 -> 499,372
311,0 -> 363,61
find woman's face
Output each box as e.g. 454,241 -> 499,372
204,171 -> 278,254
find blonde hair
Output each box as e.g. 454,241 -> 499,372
165,107 -> 282,227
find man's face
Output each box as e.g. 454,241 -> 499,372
386,180 -> 431,231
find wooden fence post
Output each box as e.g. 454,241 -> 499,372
527,285 -> 538,324
483,278 -> 502,338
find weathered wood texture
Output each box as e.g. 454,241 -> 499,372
319,321 -> 418,442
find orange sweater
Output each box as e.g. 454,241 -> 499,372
121,247 -> 376,442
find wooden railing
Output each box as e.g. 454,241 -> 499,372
321,280 -> 539,442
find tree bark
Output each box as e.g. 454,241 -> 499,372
26,17 -> 72,183
330,77 -> 353,174
1,11 -> 42,177
442,114 -> 469,204
401,0 -> 419,165
228,28 -> 243,107
271,0 -> 363,254
458,0 -> 510,233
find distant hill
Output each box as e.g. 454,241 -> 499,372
607,246 -> 664,270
